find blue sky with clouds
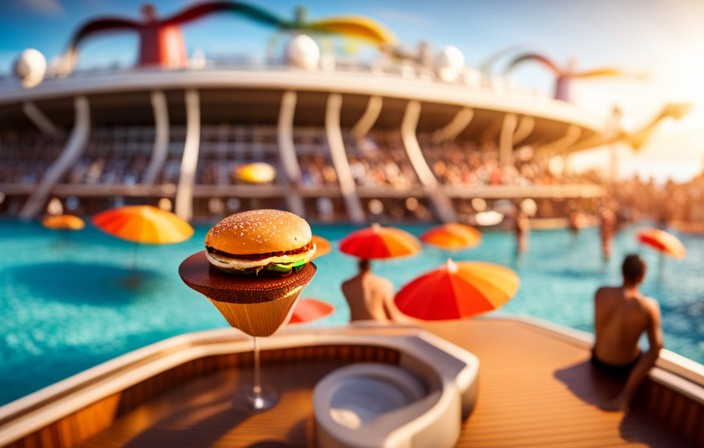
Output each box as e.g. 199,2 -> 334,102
2,0 -> 704,180
3,0 -> 700,86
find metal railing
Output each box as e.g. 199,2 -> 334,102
0,55 -> 553,102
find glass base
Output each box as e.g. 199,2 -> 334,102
244,384 -> 279,411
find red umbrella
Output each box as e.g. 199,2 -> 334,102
339,224 -> 420,259
637,228 -> 686,259
288,298 -> 335,325
395,259 -> 519,320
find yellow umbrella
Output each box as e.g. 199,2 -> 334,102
420,223 -> 481,250
236,162 -> 277,184
93,205 -> 193,273
42,214 -> 85,230
311,235 -> 332,260
92,205 -> 193,244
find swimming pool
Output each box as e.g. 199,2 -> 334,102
0,218 -> 702,406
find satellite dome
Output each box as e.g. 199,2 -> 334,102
285,34 -> 320,70
435,45 -> 465,82
13,49 -> 47,88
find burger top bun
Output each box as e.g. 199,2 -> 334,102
206,209 -> 312,255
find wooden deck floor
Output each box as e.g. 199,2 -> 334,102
422,319 -> 690,448
74,319 -> 689,448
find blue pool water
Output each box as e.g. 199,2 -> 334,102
0,219 -> 703,406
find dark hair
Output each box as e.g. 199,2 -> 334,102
358,259 -> 370,272
622,254 -> 646,284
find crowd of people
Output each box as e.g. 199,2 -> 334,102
3,126 -> 601,193
345,131 -> 420,189
7,125 -> 704,236
67,127 -> 155,185
419,136 -> 595,187
613,172 -> 704,232
0,130 -> 64,184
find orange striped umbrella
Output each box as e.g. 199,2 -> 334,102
236,162 -> 277,184
420,223 -> 481,250
311,235 -> 332,260
395,259 -> 519,320
339,224 -> 420,259
42,214 -> 85,230
288,298 -> 336,325
93,205 -> 193,244
637,228 -> 686,259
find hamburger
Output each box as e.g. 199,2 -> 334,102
205,209 -> 316,276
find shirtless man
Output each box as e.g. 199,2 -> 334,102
600,206 -> 616,259
593,254 -> 663,411
341,259 -> 417,323
514,211 -> 529,252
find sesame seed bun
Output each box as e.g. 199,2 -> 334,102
205,209 -> 312,255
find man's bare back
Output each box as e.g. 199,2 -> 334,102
594,286 -> 659,365
342,272 -> 394,321
592,255 -> 663,411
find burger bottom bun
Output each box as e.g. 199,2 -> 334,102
179,251 -> 317,304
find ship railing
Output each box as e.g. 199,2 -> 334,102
0,56 -> 552,102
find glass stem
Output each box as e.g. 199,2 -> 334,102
252,336 -> 262,397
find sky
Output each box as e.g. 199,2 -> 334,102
2,0 -> 704,183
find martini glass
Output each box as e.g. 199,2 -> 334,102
180,252 -> 317,412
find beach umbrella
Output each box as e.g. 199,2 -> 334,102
93,205 -> 194,273
637,228 -> 686,259
288,298 -> 336,325
420,223 -> 481,250
93,205 -> 193,244
42,214 -> 85,230
236,162 -> 277,184
395,259 -> 519,320
311,235 -> 332,260
339,223 -> 420,259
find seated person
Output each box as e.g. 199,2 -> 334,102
593,254 -> 663,411
342,259 -> 418,324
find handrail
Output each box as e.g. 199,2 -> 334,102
0,58 -> 547,99
0,325 -> 478,447
486,313 -> 704,401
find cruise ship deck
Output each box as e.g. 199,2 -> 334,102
2,318 -> 702,448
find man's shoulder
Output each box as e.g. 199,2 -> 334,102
639,296 -> 661,313
595,286 -> 619,299
369,274 -> 393,288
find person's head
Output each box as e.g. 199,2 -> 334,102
358,258 -> 370,273
622,254 -> 646,286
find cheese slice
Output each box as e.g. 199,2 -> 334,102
206,244 -> 316,270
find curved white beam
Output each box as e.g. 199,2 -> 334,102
499,113 -> 518,168
19,96 -> 90,219
352,95 -> 383,141
401,100 -> 457,223
513,116 -> 535,146
175,89 -> 200,222
325,93 -> 365,224
432,107 -> 474,143
537,125 -> 582,156
277,91 -> 305,217
21,102 -> 63,137
0,70 -> 608,136
142,91 -> 170,185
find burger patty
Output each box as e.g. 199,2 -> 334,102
206,242 -> 314,261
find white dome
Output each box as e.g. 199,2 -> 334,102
14,49 -> 47,88
434,45 -> 465,82
285,34 -> 320,70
